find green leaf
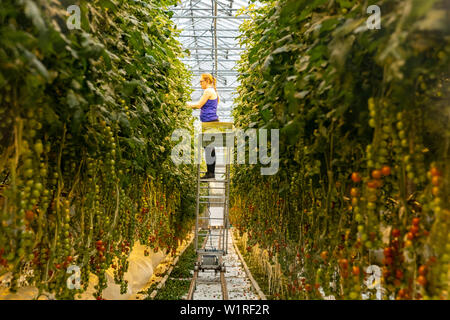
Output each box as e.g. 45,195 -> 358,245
23,49 -> 49,80
23,0 -> 46,32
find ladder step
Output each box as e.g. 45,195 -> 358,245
197,232 -> 221,236
200,187 -> 226,189
200,171 -> 227,174
197,249 -> 225,255
200,195 -> 225,199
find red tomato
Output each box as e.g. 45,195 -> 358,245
381,166 -> 391,176
432,176 -> 440,186
351,172 -> 362,183
430,167 -> 441,177
410,225 -> 419,235
367,180 -> 378,189
371,170 -> 382,179
392,229 -> 401,238
417,276 -> 427,286
339,259 -> 349,269
418,265 -> 427,276
352,266 -> 360,276
25,210 -> 35,221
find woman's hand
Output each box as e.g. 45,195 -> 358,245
187,89 -> 212,109
186,102 -> 200,109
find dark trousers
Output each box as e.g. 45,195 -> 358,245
203,119 -> 219,174
204,146 -> 216,174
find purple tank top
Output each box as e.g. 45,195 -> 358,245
200,97 -> 219,122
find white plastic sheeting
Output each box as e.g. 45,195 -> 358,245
0,242 -> 171,300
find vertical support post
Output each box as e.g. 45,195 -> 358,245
213,0 -> 218,78
195,132 -> 202,252
224,132 -> 231,255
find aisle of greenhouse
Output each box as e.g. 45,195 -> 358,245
0,0 -> 449,304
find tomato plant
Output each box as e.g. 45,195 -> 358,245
0,0 -> 196,299
231,0 -> 449,300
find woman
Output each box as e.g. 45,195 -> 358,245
187,73 -> 219,179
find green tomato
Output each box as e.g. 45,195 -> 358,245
24,158 -> 33,168
349,291 -> 359,299
34,182 -> 43,191
24,168 -> 33,178
17,248 -> 25,256
401,139 -> 408,148
34,141 -> 44,154
367,202 -> 376,210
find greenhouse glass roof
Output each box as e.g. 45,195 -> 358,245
170,0 -> 255,123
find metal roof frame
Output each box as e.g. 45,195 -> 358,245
171,0 -> 254,122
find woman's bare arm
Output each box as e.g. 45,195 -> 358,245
187,89 -> 213,109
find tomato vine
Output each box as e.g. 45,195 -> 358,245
0,0 -> 196,299
231,0 -> 449,300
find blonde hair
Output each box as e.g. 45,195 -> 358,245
201,73 -> 219,103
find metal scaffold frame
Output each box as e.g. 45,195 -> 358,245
193,122 -> 234,273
